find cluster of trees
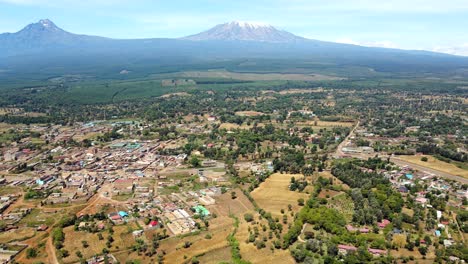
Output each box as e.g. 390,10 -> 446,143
272,149 -> 305,173
417,144 -> 467,162
289,177 -> 308,192
332,160 -> 403,225
332,163 -> 388,190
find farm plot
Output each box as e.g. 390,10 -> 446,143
61,223 -> 137,264
251,173 -> 309,217
236,213 -> 295,264
327,193 -> 354,223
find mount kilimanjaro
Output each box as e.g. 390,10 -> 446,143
0,19 -> 467,78
183,21 -> 305,42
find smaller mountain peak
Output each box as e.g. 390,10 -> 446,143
38,19 -> 56,29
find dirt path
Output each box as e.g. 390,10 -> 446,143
297,224 -> 307,243
76,191 -> 126,216
452,213 -> 466,244
45,235 -> 59,264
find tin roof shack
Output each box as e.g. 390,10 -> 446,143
0,195 -> 17,214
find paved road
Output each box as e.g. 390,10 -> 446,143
334,121 -> 360,158
332,121 -> 467,184
390,157 -> 468,184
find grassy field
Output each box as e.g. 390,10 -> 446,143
251,173 -> 309,217
155,70 -> 342,81
327,193 -> 354,223
237,219 -> 295,264
0,186 -> 22,195
234,208 -> 295,264
0,227 -> 36,243
156,224 -> 232,264
317,189 -> 342,199
18,208 -> 58,227
219,122 -> 265,130
396,155 -> 468,178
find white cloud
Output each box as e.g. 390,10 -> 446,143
335,38 -> 398,49
0,0 -> 130,7
282,0 -> 468,13
432,44 -> 468,56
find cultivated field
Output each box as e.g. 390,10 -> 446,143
251,173 -> 308,217
235,111 -> 264,117
62,223 -> 137,264
278,88 -> 325,94
237,220 -> 295,264
396,155 -> 468,178
219,122 -> 265,130
0,227 -> 36,243
162,70 -> 342,81
156,225 -> 232,264
327,193 -> 354,223
297,120 -> 355,129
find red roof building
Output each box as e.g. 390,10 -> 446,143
368,248 -> 386,256
378,219 -> 391,228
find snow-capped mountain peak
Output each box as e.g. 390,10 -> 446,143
183,21 -> 304,42
39,19 -> 53,28
229,21 -> 273,29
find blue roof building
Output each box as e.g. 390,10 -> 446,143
118,211 -> 129,217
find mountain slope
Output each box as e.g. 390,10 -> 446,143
183,21 -> 304,42
0,19 -> 110,56
0,19 -> 467,80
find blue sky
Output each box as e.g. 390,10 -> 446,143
1,0 -> 467,55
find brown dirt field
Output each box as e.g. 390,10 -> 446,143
236,219 -> 294,264
235,111 -> 264,117
197,246 -> 232,263
251,173 -> 308,217
396,155 -> 468,178
157,225 -> 232,264
207,188 -> 254,218
61,223 -> 137,264
318,189 -> 342,199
